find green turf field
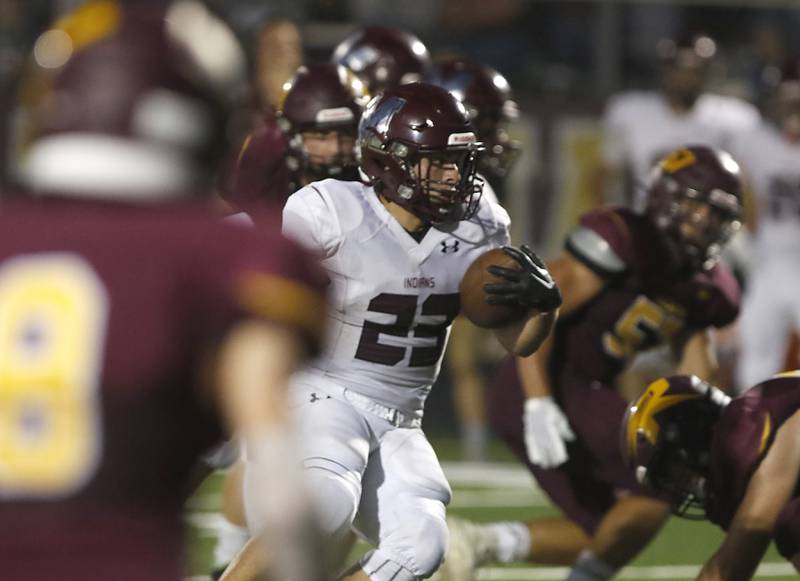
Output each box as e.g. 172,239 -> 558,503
186,438 -> 796,580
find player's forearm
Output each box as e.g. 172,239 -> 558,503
515,322 -> 556,398
217,322 -> 326,581
697,530 -> 771,581
219,535 -> 269,581
447,316 -> 480,375
495,308 -> 557,357
674,331 -> 718,383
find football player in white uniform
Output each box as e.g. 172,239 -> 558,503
597,33 -> 759,210
273,83 -> 562,581
730,61 -> 800,389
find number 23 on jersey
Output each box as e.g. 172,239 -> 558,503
355,292 -> 460,367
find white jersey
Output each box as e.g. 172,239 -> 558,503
728,122 -> 800,260
603,91 -> 760,197
282,179 -> 510,417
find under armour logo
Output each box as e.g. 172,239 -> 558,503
309,392 -> 330,403
441,240 -> 460,254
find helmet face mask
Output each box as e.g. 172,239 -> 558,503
404,147 -> 483,224
636,424 -> 713,519
646,147 -> 743,272
278,64 -> 368,185
286,127 -> 359,183
358,84 -> 485,226
474,114 -> 521,179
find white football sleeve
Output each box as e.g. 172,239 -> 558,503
282,184 -> 343,259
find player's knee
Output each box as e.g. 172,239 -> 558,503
383,501 -> 449,578
411,512 -> 448,577
360,515 -> 447,581
304,466 -> 360,538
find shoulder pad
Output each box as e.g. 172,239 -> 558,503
565,208 -> 633,277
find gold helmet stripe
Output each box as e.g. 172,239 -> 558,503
626,378 -> 703,460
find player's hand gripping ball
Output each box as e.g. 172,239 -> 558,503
459,245 -> 561,328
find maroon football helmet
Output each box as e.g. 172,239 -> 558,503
657,33 -> 716,109
645,145 -> 743,272
331,26 -> 430,95
358,82 -> 484,225
17,2 -> 243,198
277,63 -> 369,183
623,375 -> 731,518
425,58 -> 521,179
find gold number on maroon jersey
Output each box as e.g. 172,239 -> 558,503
0,254 -> 108,497
603,296 -> 685,361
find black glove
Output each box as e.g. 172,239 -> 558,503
484,244 -> 562,311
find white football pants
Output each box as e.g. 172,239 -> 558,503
285,377 -> 451,581
737,258 -> 800,390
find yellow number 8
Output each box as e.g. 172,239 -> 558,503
0,254 -> 108,497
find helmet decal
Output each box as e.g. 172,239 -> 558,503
660,148 -> 697,174
622,375 -> 731,519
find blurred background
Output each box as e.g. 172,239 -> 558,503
5,1 -> 800,243
1,0 -> 797,435
4,3 -> 800,579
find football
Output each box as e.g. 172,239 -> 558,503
459,247 -> 526,328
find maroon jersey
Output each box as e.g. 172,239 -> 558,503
708,375 -> 800,558
556,206 -> 740,387
0,199 -> 326,581
218,110 -> 293,212
488,206 -> 740,534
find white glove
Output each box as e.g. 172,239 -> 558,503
523,396 -> 575,468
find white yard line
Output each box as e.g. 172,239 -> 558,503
188,463 -> 795,579
189,486 -> 546,512
187,512 -> 794,579
450,489 -> 547,508
475,562 -> 795,580
441,462 -> 538,489
186,562 -> 795,581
